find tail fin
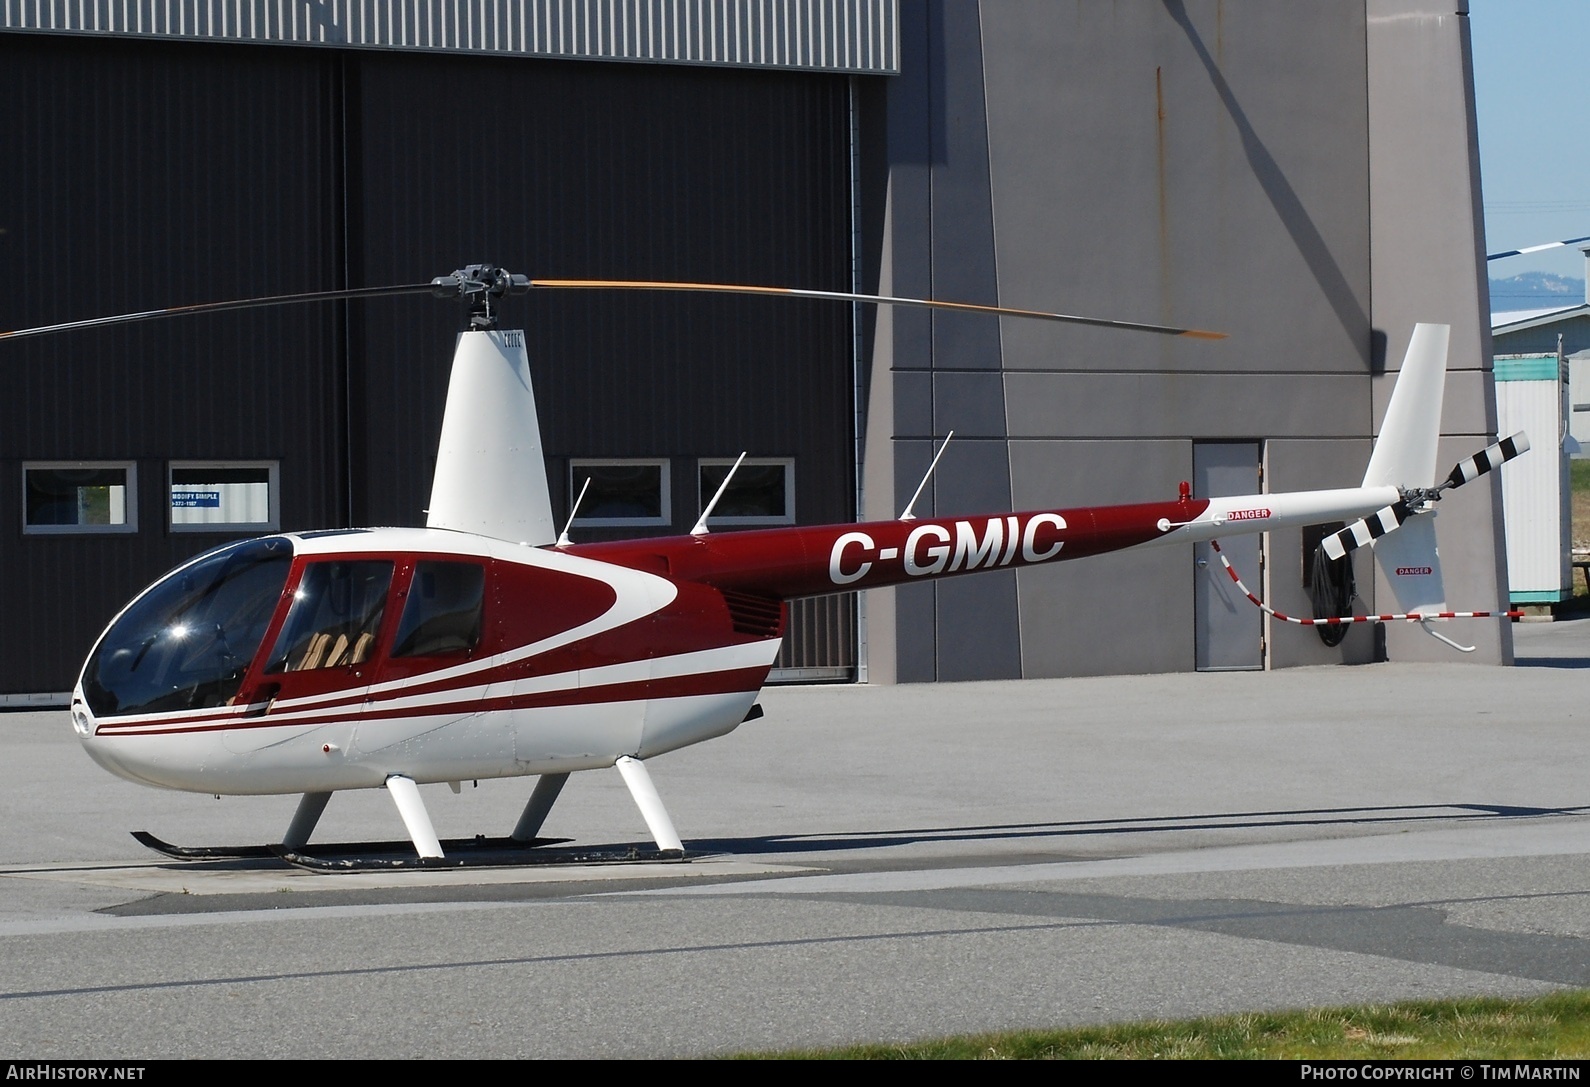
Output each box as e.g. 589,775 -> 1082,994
1362,323 -> 1450,615
1363,323 -> 1448,490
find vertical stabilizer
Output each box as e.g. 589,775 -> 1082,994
426,329 -> 556,545
1363,323 -> 1448,488
1363,323 -> 1450,614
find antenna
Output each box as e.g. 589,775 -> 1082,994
692,452 -> 747,536
898,431 -> 953,521
556,475 -> 592,548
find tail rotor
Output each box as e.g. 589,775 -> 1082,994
1319,431 -> 1530,563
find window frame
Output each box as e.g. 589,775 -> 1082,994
696,457 -> 796,526
167,460 -> 281,534
568,458 -> 672,528
22,461 -> 139,536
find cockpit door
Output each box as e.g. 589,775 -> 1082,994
233,558 -> 396,718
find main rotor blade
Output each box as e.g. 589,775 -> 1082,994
529,278 -> 1228,340
5,271 -> 1232,342
0,282 -> 438,341
1487,235 -> 1590,261
1442,431 -> 1530,490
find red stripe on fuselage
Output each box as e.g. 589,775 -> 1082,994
94,665 -> 773,738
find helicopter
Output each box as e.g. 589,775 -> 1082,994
4,266 -> 1527,867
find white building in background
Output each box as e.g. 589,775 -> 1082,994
1493,248 -> 1590,453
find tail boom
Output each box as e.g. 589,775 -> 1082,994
569,483 -> 1405,600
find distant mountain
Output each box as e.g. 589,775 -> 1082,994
1490,271 -> 1585,312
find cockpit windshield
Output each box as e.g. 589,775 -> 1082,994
82,537 -> 294,716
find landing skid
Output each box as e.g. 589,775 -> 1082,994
132,757 -> 692,871
131,829 -> 687,871
136,829 -> 574,863
275,840 -> 688,872
131,831 -> 280,861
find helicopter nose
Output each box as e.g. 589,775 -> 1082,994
73,709 -> 144,785
70,687 -> 138,783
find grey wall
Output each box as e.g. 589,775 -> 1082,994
1366,0 -> 1510,664
861,0 -> 1504,681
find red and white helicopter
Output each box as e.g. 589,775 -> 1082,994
5,267 -> 1526,867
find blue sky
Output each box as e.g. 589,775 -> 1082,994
1469,0 -> 1590,280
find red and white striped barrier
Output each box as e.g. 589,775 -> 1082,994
1207,539 -> 1523,626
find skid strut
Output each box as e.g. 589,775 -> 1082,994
615,756 -> 684,853
513,773 -> 570,842
385,774 -> 444,858
283,792 -> 332,850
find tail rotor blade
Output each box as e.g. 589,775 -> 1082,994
1321,502 -> 1412,561
1443,431 -> 1530,490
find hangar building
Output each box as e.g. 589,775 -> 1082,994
0,0 -> 1507,701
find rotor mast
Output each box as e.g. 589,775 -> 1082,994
425,266 -> 556,545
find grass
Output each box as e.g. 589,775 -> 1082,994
1572,460 -> 1590,555
1560,459 -> 1590,611
739,991 -> 1590,1059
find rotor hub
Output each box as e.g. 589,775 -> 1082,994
430,265 -> 531,329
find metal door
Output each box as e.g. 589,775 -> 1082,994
1194,442 -> 1263,671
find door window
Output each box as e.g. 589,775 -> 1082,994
266,561 -> 394,672
392,562 -> 485,658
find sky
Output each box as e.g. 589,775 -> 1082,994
1469,0 -> 1590,281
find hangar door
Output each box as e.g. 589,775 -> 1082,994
0,36 -> 858,695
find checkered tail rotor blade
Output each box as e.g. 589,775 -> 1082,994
1320,502 -> 1413,562
1442,432 -> 1530,491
